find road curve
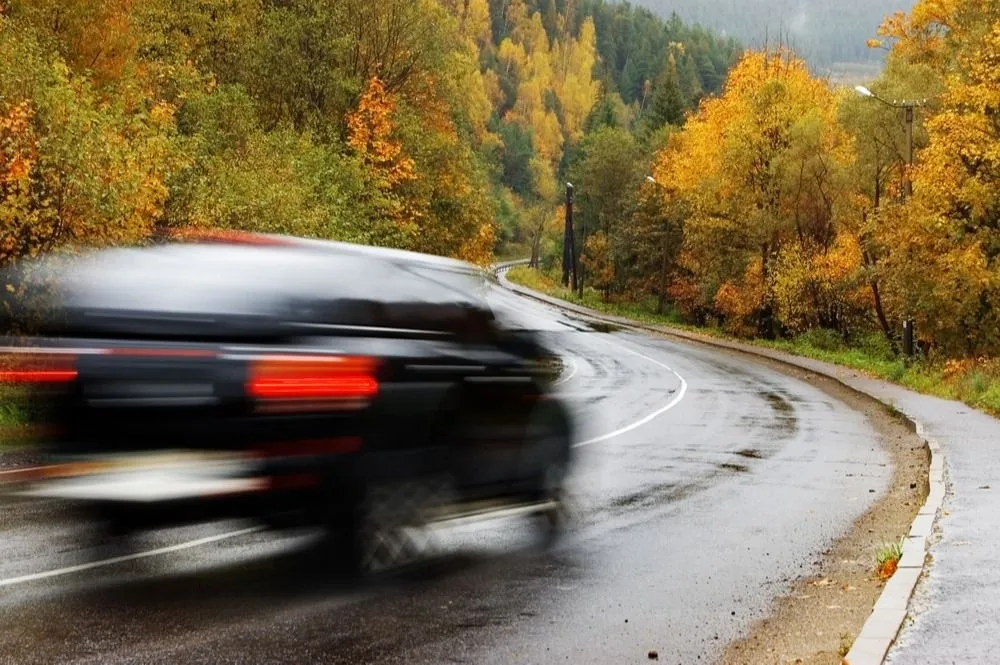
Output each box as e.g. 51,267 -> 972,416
0,283 -> 892,665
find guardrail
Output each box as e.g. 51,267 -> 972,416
490,258 -> 530,273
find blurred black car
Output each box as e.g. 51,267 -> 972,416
0,233 -> 574,573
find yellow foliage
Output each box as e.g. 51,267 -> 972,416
653,48 -> 853,334
553,18 -> 600,141
444,0 -> 491,47
457,221 -> 498,266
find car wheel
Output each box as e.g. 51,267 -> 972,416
533,458 -> 573,548
328,476 -> 451,577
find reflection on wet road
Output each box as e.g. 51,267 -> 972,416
0,284 -> 892,665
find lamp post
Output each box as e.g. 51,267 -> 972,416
856,85 -> 926,357
645,176 -> 672,313
562,182 -> 576,290
854,85 -> 926,200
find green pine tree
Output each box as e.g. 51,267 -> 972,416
645,56 -> 685,130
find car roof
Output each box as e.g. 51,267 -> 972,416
265,235 -> 481,273
5,239 -> 500,339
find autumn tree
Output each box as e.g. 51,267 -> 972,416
0,15 -> 177,261
0,0 -> 740,275
872,0 -> 1000,354
652,48 -> 854,337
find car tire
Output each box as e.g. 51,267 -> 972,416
325,475 -> 450,577
525,404 -> 573,548
534,459 -> 571,548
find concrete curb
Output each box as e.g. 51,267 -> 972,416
490,262 -> 945,665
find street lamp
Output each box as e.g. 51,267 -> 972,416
644,175 -> 674,314
856,85 -> 927,357
854,85 -> 927,200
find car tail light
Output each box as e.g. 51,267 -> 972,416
165,228 -> 292,247
0,349 -> 78,384
246,355 -> 378,412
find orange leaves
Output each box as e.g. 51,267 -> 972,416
457,221 -> 497,267
0,100 -> 45,259
875,0 -> 975,66
22,0 -> 140,85
876,557 -> 898,582
714,262 -> 767,337
872,3 -> 1000,353
0,100 -> 35,186
0,14 -> 178,262
347,77 -> 416,189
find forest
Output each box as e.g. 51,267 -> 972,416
523,0 -> 1000,371
0,0 -> 738,269
4,0 -> 1000,369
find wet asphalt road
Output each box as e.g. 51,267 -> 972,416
0,285 -> 892,665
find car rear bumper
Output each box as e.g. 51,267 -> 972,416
22,452 -> 266,503
17,445 -> 359,526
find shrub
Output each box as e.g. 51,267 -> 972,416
795,328 -> 847,352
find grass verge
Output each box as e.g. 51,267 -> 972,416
505,265 -> 1000,418
0,387 -> 34,450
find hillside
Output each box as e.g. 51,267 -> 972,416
0,0 -> 739,268
633,0 -> 918,76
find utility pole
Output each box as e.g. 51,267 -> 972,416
855,86 -> 924,202
904,105 -> 914,199
856,86 -> 928,355
646,176 -> 670,313
562,182 -> 575,289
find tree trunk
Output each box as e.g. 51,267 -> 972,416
871,278 -> 893,344
658,232 -> 669,313
862,246 -> 895,349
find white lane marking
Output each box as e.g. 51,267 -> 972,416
552,356 -> 579,387
0,526 -> 262,589
493,281 -> 688,445
572,334 -> 688,448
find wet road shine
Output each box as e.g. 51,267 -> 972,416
0,285 -> 891,665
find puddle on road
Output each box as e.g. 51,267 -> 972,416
735,448 -> 765,459
762,391 -> 794,413
609,481 -> 699,510
739,391 -> 799,438
584,320 -> 623,334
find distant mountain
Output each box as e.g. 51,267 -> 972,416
630,0 -> 917,75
